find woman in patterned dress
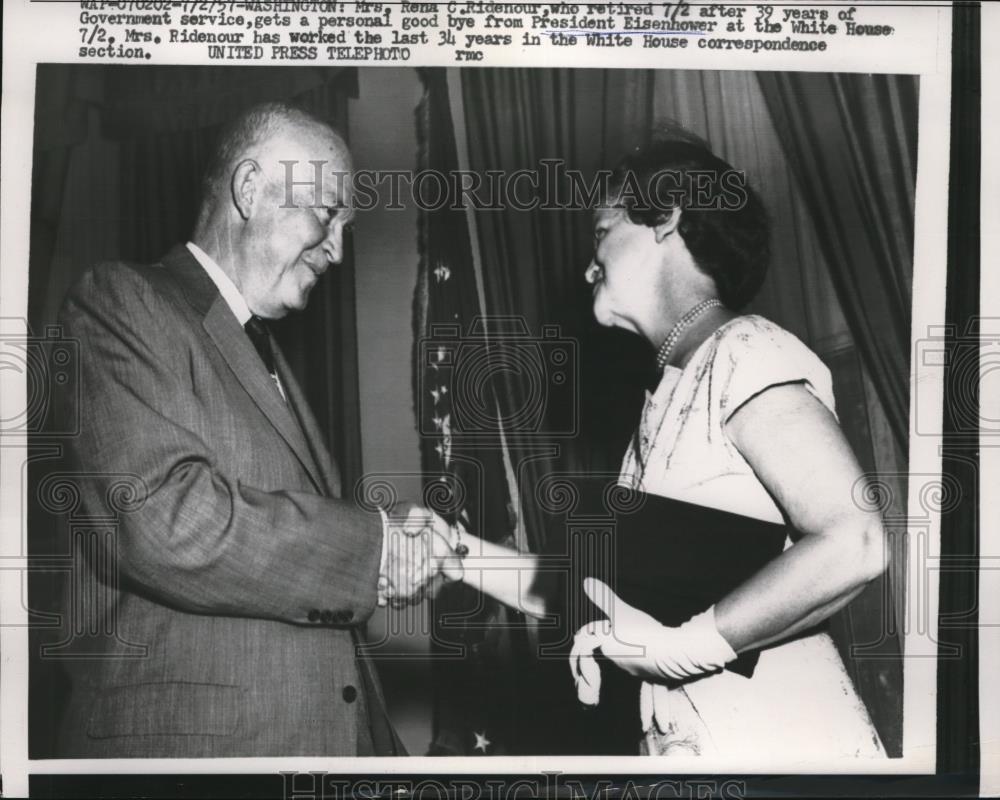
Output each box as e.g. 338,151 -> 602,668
454,134 -> 887,760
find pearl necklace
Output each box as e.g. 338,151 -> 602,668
655,298 -> 724,371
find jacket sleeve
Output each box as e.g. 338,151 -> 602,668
58,263 -> 383,626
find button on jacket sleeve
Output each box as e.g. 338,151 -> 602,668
59,259 -> 384,625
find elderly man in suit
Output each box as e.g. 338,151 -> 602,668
55,102 -> 448,757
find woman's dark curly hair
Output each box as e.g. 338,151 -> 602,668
604,131 -> 771,310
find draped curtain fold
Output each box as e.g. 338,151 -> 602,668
459,69 -> 657,517
752,75 -> 919,757
412,69 -> 517,756
455,68 -> 658,754
28,66 -> 102,331
756,72 -> 917,454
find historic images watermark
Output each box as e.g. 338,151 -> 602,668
277,159 -> 752,213
279,771 -> 748,800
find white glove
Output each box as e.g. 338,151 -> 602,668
569,577 -> 737,706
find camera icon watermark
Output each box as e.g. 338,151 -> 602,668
914,316 -> 998,437
418,317 -> 578,440
0,320 -> 79,435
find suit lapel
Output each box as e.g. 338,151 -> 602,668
273,345 -> 343,498
162,245 -> 327,494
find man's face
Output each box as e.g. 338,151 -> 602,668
239,125 -> 354,319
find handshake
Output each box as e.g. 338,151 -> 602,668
377,502 -> 468,607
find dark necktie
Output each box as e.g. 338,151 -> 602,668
244,315 -> 276,377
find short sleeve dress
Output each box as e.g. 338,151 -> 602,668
619,315 -> 885,760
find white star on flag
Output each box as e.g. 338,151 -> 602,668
430,385 -> 448,405
473,730 -> 491,753
440,413 -> 452,466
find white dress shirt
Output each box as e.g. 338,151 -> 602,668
186,242 -> 286,401
186,242 -> 252,326
187,243 -> 390,585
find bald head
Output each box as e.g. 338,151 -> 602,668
193,101 -> 355,319
199,102 -> 349,220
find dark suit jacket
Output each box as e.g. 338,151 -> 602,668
55,244 -> 403,757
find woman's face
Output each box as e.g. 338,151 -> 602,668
585,206 -> 667,335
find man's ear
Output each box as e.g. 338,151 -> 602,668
231,159 -> 261,221
653,207 -> 682,243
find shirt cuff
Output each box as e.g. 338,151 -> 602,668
377,506 -> 389,579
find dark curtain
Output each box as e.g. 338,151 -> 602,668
412,69 -> 517,756
455,68 -> 657,753
459,69 -> 656,537
938,2 -> 980,785
757,71 -> 917,455
414,68 -> 656,755
27,68 -> 101,330
28,65 -> 361,757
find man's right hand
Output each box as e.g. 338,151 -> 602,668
378,503 -> 462,606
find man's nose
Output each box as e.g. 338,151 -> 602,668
584,261 -> 602,284
322,229 -> 343,266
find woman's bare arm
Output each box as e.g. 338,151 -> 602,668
443,535 -> 551,619
713,382 -> 887,653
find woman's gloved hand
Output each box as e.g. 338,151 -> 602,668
569,578 -> 737,705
